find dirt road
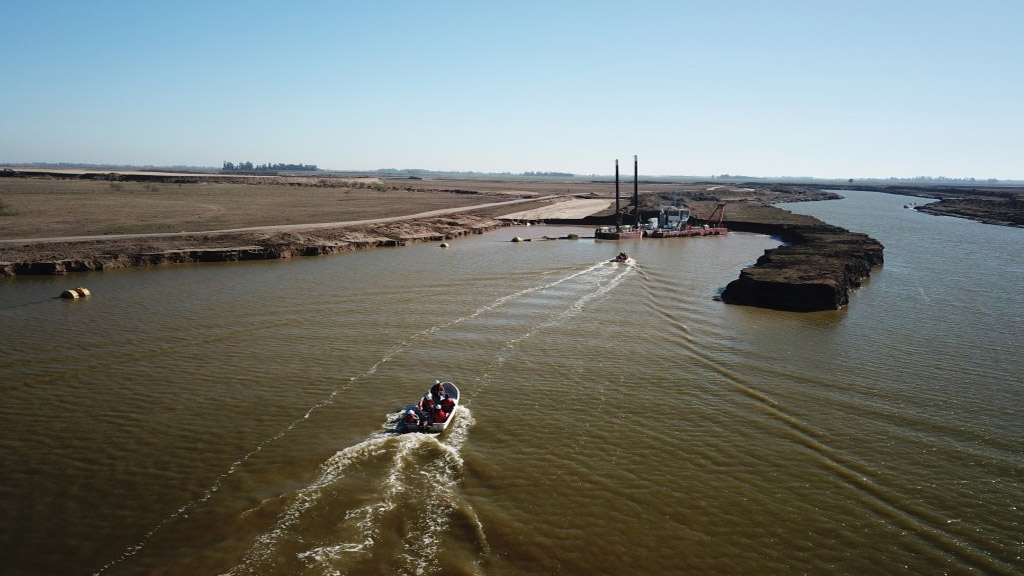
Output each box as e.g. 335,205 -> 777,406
495,198 -> 613,221
0,196 -> 560,245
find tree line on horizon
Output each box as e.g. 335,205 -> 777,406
221,161 -> 318,172
372,168 -> 574,177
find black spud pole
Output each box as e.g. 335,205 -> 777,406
633,155 -> 639,227
615,159 -> 621,231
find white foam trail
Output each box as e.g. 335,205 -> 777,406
420,262 -> 606,335
472,260 -> 633,394
395,411 -> 476,575
231,433 -> 404,574
231,409 -> 476,575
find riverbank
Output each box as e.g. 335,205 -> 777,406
1,169 -> 886,311
0,214 -> 508,276
716,203 -> 885,311
788,182 -> 1024,228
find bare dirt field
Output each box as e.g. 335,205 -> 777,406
0,174 -> 522,239
0,169 -> 793,273
5,169 -> 1019,244
0,171 -> 621,271
0,169 -> 800,246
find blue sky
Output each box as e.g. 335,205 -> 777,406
2,1 -> 1021,178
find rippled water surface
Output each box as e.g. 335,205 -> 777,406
1,190 -> 1022,575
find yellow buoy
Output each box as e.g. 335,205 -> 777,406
74,287 -> 91,297
60,289 -> 80,299
511,236 -> 523,243
440,242 -> 449,248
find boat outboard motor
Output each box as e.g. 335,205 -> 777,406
414,408 -> 430,431
399,408 -> 422,433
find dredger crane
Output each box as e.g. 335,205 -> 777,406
704,202 -> 727,228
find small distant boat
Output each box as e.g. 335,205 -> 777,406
611,252 -> 631,263
396,380 -> 460,434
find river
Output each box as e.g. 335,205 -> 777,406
1,190 -> 1021,575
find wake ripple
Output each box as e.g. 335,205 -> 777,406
469,258 -> 634,398
636,270 -> 1018,575
96,259 -> 628,574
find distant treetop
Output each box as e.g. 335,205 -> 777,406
222,161 -> 318,172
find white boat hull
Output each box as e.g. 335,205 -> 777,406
397,381 -> 460,434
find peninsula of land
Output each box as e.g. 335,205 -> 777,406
2,168 -> 1015,310
789,182 -> 1024,228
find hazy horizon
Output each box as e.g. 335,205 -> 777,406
9,158 -> 1024,181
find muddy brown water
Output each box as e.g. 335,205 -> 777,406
1,191 -> 1021,575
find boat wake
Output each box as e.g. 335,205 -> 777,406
228,408 -> 482,575
638,280 -> 1019,575
95,259 -> 630,574
471,257 -> 634,395
232,259 -> 631,573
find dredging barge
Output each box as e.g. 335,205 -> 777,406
646,203 -> 728,238
594,156 -> 728,240
596,203 -> 729,240
595,156 -> 644,240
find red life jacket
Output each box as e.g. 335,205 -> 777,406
440,397 -> 456,413
417,395 -> 433,412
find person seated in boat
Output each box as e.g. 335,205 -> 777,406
430,400 -> 449,422
430,379 -> 447,403
417,393 -> 435,413
427,395 -> 455,424
402,409 -> 421,427
431,406 -> 448,423
439,395 -> 455,415
616,252 -> 628,261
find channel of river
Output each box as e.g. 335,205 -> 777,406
1,190 -> 1021,575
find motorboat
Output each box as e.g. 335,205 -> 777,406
396,380 -> 460,433
611,252 -> 631,263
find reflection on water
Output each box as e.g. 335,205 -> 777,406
1,193 -> 1022,575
